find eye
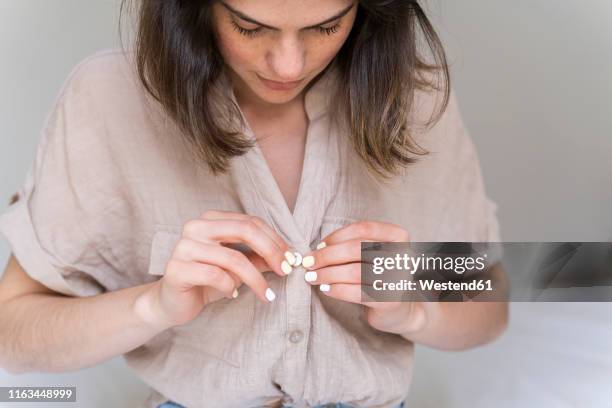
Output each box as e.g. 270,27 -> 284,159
316,23 -> 341,36
231,20 -> 263,38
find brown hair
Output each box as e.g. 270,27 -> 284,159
120,0 -> 450,179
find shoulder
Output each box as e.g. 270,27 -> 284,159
45,48 -> 170,144
39,48 -> 179,176
60,48 -> 139,94
407,83 -> 478,165
50,48 -> 152,121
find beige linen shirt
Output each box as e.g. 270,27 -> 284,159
0,49 -> 502,408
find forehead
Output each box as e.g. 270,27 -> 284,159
221,0 -> 355,27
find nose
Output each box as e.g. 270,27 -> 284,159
267,35 -> 305,82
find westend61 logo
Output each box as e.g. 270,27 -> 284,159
368,252 -> 494,296
371,253 -> 488,275
361,242 -> 505,302
363,242 -> 612,302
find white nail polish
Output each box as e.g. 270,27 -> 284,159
304,271 -> 318,282
281,260 -> 293,275
319,284 -> 331,292
316,241 -> 327,250
284,251 -> 296,265
292,252 -> 303,266
265,287 -> 276,302
302,255 -> 315,268
232,288 -> 239,298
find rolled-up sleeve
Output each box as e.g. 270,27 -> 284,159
0,57 -> 130,297
448,90 -> 503,264
419,87 -> 504,263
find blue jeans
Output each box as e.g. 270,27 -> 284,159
157,401 -> 406,408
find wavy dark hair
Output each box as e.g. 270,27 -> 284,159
120,0 -> 450,179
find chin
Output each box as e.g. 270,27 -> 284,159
254,84 -> 304,104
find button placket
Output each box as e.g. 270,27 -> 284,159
223,65 -> 339,405
283,264 -> 310,397
281,113 -> 337,403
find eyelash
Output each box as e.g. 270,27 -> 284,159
320,24 -> 341,35
231,20 -> 341,38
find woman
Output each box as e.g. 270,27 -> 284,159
0,0 -> 508,407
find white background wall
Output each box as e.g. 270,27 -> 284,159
0,1 -> 611,407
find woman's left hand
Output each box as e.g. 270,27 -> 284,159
301,220 -> 431,336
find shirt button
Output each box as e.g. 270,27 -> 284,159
289,330 -> 304,343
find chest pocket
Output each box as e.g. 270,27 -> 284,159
147,224 -> 256,368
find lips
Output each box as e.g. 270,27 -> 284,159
258,74 -> 303,91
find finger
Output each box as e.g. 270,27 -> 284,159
320,220 -> 410,246
244,250 -> 277,274
226,247 -> 285,278
306,262 -> 382,288
182,218 -> 291,277
201,210 -> 286,250
317,283 -> 382,308
173,238 -> 277,303
303,262 -> 361,285
301,238 -> 363,270
166,259 -> 236,298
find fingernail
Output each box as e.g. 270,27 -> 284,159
292,252 -> 303,266
319,284 -> 331,292
304,271 -> 318,282
232,288 -> 239,298
302,255 -> 315,268
316,241 -> 327,250
284,251 -> 296,265
281,260 -> 293,275
265,287 -> 276,302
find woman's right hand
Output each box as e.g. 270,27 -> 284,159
141,210 -> 293,330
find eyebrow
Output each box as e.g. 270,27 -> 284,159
220,1 -> 355,30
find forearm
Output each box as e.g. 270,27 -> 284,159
400,263 -> 510,350
0,280 -> 165,374
400,300 -> 508,350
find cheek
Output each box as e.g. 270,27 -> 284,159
309,18 -> 356,62
309,34 -> 350,65
216,31 -> 260,68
